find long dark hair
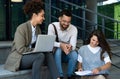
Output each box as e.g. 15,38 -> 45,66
87,30 -> 112,60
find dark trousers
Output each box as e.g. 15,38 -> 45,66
20,52 -> 59,79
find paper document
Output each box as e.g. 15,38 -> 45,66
75,70 -> 92,76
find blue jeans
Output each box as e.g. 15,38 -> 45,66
54,48 -> 78,77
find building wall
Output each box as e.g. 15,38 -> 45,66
0,0 -> 119,40
98,2 -> 120,39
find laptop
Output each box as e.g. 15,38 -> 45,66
23,35 -> 56,54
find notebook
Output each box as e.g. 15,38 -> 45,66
23,35 -> 56,54
75,70 -> 92,76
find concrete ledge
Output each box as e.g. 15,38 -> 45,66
0,65 -> 51,79
0,41 -> 12,48
0,65 -> 31,79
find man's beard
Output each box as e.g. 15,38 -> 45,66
60,23 -> 69,30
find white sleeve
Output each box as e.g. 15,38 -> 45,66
47,24 -> 60,47
69,26 -> 78,50
77,54 -> 82,63
104,56 -> 112,64
47,24 -> 54,35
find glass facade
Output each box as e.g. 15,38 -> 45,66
0,0 -> 46,41
0,0 -> 6,40
0,0 -> 87,40
11,2 -> 25,39
0,0 -> 119,40
0,0 -> 25,40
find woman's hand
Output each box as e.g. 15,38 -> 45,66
78,62 -> 83,71
78,67 -> 83,71
92,62 -> 111,74
92,68 -> 101,74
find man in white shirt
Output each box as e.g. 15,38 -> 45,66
47,9 -> 78,79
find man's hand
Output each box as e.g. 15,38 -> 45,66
60,43 -> 72,55
66,44 -> 72,53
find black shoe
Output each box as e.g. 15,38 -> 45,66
68,77 -> 71,79
60,77 -> 64,79
68,77 -> 75,79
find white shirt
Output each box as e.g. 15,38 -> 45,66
29,24 -> 36,48
47,22 -> 78,50
88,44 -> 100,54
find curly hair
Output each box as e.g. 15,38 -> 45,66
87,30 -> 112,60
23,0 -> 44,19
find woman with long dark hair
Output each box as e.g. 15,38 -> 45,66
77,30 -> 112,79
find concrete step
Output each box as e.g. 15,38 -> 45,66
0,65 -> 31,79
0,47 -> 11,64
107,39 -> 120,46
0,41 -> 12,48
108,39 -> 120,66
111,46 -> 120,54
107,39 -> 120,79
109,65 -> 120,79
112,55 -> 120,64
0,65 -> 51,79
0,41 -> 12,64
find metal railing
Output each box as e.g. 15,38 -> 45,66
45,0 -> 120,40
